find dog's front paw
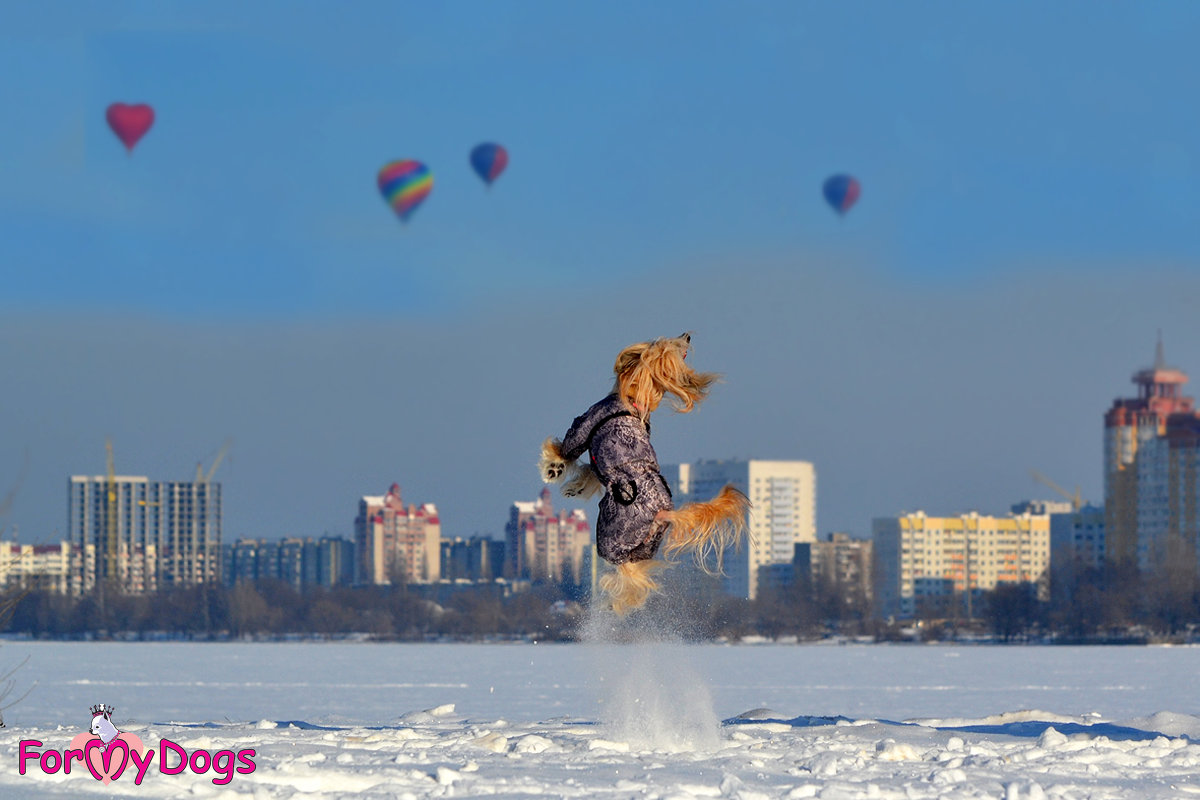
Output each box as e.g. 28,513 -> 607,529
539,437 -> 567,483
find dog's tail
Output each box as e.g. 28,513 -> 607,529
660,484 -> 751,574
598,560 -> 668,615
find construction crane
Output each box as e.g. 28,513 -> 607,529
1029,469 -> 1084,512
0,449 -> 29,523
104,438 -> 119,586
195,439 -> 231,484
194,439 -> 230,587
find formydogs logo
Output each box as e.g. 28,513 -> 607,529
19,703 -> 257,786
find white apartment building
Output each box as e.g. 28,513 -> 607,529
0,542 -> 75,594
873,510 -> 1051,619
661,459 -> 816,600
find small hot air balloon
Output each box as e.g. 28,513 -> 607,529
823,174 -> 861,216
378,160 -> 433,223
106,103 -> 155,154
469,143 -> 508,187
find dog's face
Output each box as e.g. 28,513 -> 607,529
678,331 -> 691,356
90,716 -> 118,743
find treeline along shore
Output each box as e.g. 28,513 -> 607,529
3,561 -> 1197,644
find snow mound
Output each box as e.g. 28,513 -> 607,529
910,709 -> 1084,728
397,704 -> 457,724
1120,711 -> 1200,739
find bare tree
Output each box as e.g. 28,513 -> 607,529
0,586 -> 33,727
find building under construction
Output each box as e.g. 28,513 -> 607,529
67,443 -> 225,593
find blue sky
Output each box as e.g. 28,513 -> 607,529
3,2 -> 1197,315
2,2 -> 1199,542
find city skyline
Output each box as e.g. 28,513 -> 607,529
0,335 -> 1189,550
0,333 -> 1196,546
1,4 -> 1199,545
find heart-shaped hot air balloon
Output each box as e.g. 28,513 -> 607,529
378,160 -> 433,223
823,174 -> 861,216
106,103 -> 155,154
470,143 -> 508,187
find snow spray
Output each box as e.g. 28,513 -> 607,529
578,570 -> 722,752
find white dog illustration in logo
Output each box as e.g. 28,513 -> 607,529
89,704 -> 120,754
66,702 -> 147,784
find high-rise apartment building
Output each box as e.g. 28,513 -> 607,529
873,510 -> 1051,619
225,536 -> 355,589
505,488 -> 590,584
661,459 -> 816,600
794,532 -> 874,608
0,543 -> 77,594
1049,504 -> 1107,572
278,538 -> 319,590
355,483 -> 441,584
1104,339 -> 1200,573
441,536 -> 505,582
158,480 -> 222,586
68,475 -> 220,591
315,536 -> 356,588
226,538 -> 261,585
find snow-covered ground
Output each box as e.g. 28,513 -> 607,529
1,626 -> 1199,798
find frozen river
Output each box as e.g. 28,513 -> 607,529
2,639 -> 1195,727
4,639 -> 1200,798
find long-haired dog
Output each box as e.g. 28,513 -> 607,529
540,332 -> 750,613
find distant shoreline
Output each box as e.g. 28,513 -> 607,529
2,632 -> 1192,646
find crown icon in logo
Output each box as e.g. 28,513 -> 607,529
90,703 -> 114,720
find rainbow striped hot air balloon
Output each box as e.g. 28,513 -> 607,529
378,160 -> 432,223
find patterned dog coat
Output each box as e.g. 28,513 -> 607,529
559,393 -> 675,564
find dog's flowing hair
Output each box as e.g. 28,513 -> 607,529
612,332 -> 719,423
541,332 -> 750,614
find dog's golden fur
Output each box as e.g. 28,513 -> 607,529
659,484 -> 751,573
612,333 -> 719,423
542,332 -> 751,614
598,560 -> 668,615
599,486 -> 750,613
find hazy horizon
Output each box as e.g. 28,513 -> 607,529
3,259 -> 1197,544
2,3 -> 1199,544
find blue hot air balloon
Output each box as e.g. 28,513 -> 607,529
470,143 -> 509,187
823,174 -> 861,216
